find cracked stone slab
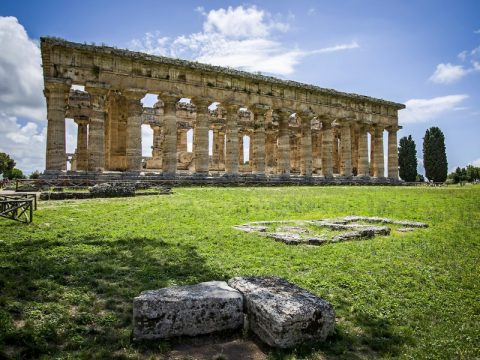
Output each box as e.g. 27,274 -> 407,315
228,276 -> 335,349
133,281 -> 243,340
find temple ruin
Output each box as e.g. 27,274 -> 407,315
40,37 -> 405,182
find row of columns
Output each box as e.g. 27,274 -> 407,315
44,81 -> 399,179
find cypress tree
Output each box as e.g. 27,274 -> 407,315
423,127 -> 448,182
398,135 -> 417,181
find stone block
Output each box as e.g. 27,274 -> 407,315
228,276 -> 335,348
133,281 -> 243,341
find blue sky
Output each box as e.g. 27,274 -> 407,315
0,0 -> 479,174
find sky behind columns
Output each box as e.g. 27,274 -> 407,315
0,0 -> 479,174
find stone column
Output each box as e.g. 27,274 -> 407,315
321,120 -> 333,177
218,129 -> 226,170
374,126 -> 385,177
251,105 -> 267,175
85,84 -> 109,171
276,109 -> 291,175
388,126 -> 399,179
357,125 -> 369,176
238,134 -> 244,166
193,98 -> 211,175
211,126 -> 220,170
332,131 -> 339,174
124,89 -> 146,171
152,125 -> 162,158
161,94 -> 180,176
340,122 -> 352,176
351,125 -> 359,175
300,114 -> 313,177
224,104 -> 240,175
74,118 -> 89,170
369,129 -> 375,176
44,79 -> 71,171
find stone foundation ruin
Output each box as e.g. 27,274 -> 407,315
234,216 -> 428,245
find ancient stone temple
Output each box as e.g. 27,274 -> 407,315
40,37 -> 404,182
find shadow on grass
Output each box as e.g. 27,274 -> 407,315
0,236 -> 410,359
0,236 -> 222,358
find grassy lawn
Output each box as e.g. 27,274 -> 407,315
0,186 -> 479,359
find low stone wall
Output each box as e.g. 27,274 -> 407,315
39,187 -> 172,201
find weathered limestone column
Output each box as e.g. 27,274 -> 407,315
224,104 -> 240,175
351,125 -> 359,175
299,113 -> 313,177
369,129 -> 376,176
387,126 -> 399,179
276,109 -> 291,176
161,94 -> 180,176
251,105 -> 267,175
152,125 -> 162,158
44,78 -> 71,171
124,89 -> 146,171
85,83 -> 109,171
373,126 -> 385,177
357,125 -> 370,176
340,122 -> 352,176
193,98 -> 211,174
238,134 -> 244,166
321,119 -> 333,177
332,131 -> 339,174
74,118 -> 89,170
312,130 -> 322,173
211,126 -> 220,170
265,130 -> 276,173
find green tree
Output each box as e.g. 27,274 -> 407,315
29,170 -> 41,179
423,127 -> 448,182
0,152 -> 15,176
5,168 -> 25,179
398,135 -> 418,181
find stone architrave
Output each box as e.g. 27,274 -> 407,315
124,89 -> 146,171
44,78 -> 71,171
161,94 -> 180,176
133,281 -> 243,340
85,83 -> 109,171
224,104 -> 240,175
228,276 -> 335,349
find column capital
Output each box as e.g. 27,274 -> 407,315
123,88 -> 147,100
74,117 -> 89,126
85,81 -> 110,95
160,92 -> 182,104
249,103 -> 270,115
386,125 -> 402,132
224,103 -> 241,114
44,78 -> 72,94
191,96 -> 213,110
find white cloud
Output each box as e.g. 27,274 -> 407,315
129,6 -> 359,76
457,50 -> 468,61
0,113 -> 46,173
0,16 -> 50,173
474,29 -> 480,34
399,94 -> 469,124
308,8 -> 316,16
429,63 -> 469,83
0,16 -> 45,121
471,158 -> 480,167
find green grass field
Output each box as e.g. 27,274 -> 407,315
0,186 -> 479,359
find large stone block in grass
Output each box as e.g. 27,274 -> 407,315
228,276 -> 335,348
133,281 -> 243,340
